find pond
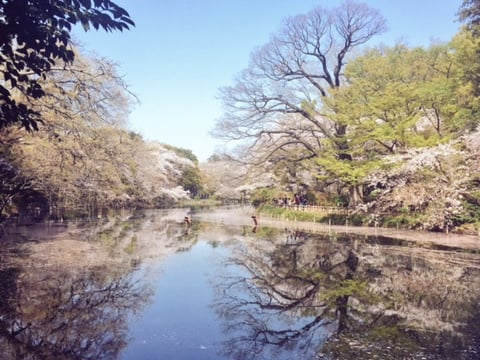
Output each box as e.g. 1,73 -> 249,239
1,208 -> 479,360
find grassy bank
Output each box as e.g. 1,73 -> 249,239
257,204 -> 366,227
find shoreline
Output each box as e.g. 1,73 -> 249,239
194,208 -> 480,250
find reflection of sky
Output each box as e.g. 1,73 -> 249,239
120,236 -> 330,360
121,241 -> 229,360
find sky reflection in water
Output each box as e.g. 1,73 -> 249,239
1,210 -> 479,360
121,241 -> 230,360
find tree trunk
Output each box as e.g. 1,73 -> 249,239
348,184 -> 364,208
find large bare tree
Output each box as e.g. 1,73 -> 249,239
213,0 -> 386,165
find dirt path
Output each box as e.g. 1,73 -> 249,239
194,207 -> 480,250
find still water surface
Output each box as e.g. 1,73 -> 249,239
1,208 -> 479,359
121,242 -> 229,360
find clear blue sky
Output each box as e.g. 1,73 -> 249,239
73,0 -> 463,162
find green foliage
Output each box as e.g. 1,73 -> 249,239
180,165 -> 203,198
123,235 -> 138,254
317,154 -> 386,188
314,39 -> 480,209
257,205 -> 322,222
298,267 -> 325,282
365,189 -> 381,202
381,213 -> 427,229
326,43 -> 468,150
257,204 -> 368,226
162,144 -> 198,164
320,279 -> 370,304
300,99 -> 318,117
0,0 -> 134,130
331,194 -> 349,207
257,204 -> 284,216
450,29 -> 480,103
250,188 -> 279,207
452,187 -> 480,226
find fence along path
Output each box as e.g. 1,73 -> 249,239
220,204 -> 350,216
282,205 -> 349,215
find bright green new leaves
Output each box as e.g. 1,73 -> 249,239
316,38 -> 480,198
450,29 -> 480,109
325,41 -> 478,155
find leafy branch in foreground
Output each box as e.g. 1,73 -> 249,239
0,0 -> 134,131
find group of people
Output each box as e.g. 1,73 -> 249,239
276,193 -> 309,207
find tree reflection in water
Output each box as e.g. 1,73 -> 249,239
0,264 -> 152,360
0,215 -> 161,360
213,228 -> 357,359
2,212 -> 480,360
213,227 -> 480,360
